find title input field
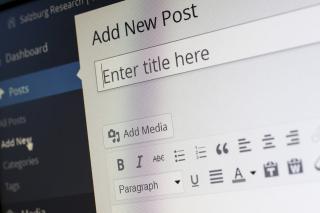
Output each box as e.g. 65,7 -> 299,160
94,5 -> 320,91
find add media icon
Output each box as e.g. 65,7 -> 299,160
108,129 -> 120,143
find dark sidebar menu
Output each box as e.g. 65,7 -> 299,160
0,0 -> 121,212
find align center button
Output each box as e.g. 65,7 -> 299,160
114,172 -> 184,200
103,114 -> 173,148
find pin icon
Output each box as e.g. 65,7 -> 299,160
315,156 -> 320,171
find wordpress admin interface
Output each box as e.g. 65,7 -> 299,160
1,0 -> 320,213
75,0 -> 320,213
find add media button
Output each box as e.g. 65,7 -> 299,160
103,114 -> 173,148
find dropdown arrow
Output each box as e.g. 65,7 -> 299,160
250,171 -> 256,175
174,180 -> 181,184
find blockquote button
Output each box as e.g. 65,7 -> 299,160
103,114 -> 173,148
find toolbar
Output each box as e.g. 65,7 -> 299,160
107,119 -> 320,202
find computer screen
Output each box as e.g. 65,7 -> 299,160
1,1 -> 320,213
